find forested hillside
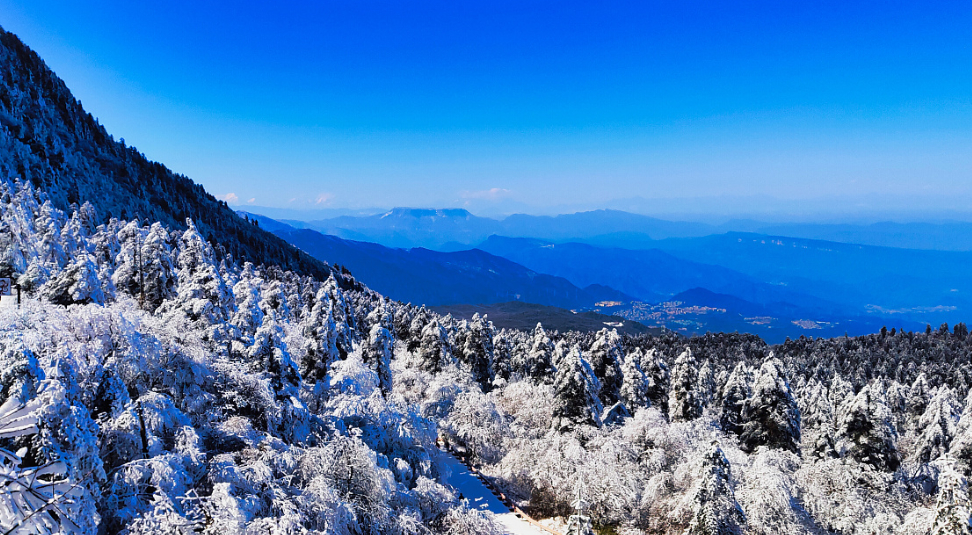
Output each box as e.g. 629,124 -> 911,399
0,177 -> 970,534
0,26 -> 331,279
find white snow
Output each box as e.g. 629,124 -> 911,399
441,453 -> 548,535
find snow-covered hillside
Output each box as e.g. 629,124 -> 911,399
2,176 -> 972,534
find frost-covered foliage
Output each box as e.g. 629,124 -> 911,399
0,179 -> 503,534
5,177 -> 972,533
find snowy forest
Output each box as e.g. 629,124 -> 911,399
0,176 -> 972,535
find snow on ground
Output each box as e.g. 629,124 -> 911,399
441,453 -> 548,535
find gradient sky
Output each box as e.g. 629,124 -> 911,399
2,1 -> 972,218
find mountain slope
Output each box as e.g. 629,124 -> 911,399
0,26 -> 331,280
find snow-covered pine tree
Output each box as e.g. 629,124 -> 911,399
587,328 -> 625,406
799,379 -> 838,459
457,313 -> 495,392
490,331 -> 514,384
836,382 -> 900,471
669,348 -> 702,422
619,347 -> 649,412
551,346 -> 603,432
685,441 -> 745,535
159,219 -> 234,344
950,389 -> 972,475
139,222 -> 176,310
231,263 -> 264,340
516,323 -> 556,381
39,252 -> 106,306
321,274 -> 354,359
364,305 -> 394,394
298,283 -> 342,382
909,372 -> 933,421
931,458 -> 972,535
738,358 -> 801,454
644,349 -> 671,415
720,363 -> 751,437
697,360 -> 716,410
915,386 -> 963,464
417,318 -> 451,374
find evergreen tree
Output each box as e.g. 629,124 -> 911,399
417,318 -> 451,374
720,363 -> 751,437
738,358 -> 801,454
231,264 -> 263,339
686,441 -> 745,535
139,222 -> 176,310
949,390 -> 972,474
458,313 -> 495,392
363,304 -> 394,394
836,383 -> 900,471
800,380 -> 838,459
931,459 -> 972,535
40,252 -> 106,305
909,372 -> 933,420
587,328 -> 624,406
644,349 -> 670,415
490,333 -> 514,384
298,284 -> 341,382
669,349 -> 702,422
515,323 -> 555,381
321,274 -> 354,359
619,347 -> 649,411
551,346 -> 603,432
916,386 -> 962,464
160,219 -> 233,343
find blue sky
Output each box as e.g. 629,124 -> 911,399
2,1 -> 972,218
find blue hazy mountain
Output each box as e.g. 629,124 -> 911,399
476,236 -> 840,313
481,233 -> 972,327
255,206 -> 972,253
238,213 -> 633,308
285,208 -> 720,250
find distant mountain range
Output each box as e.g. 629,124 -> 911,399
243,211 -> 932,340
261,206 -> 972,253
278,208 -> 719,250
243,213 -> 631,309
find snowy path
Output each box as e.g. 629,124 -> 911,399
440,453 -> 550,535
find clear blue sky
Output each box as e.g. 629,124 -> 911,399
2,1 -> 972,218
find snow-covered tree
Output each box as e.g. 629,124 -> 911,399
515,323 -> 556,381
364,318 -> 394,394
836,382 -> 900,471
552,346 -> 603,432
739,358 -> 801,454
619,347 -> 649,411
669,348 -> 702,422
720,363 -> 751,437
644,349 -> 670,414
931,459 -> 972,535
417,318 -> 451,374
916,386 -> 963,464
685,441 -> 745,535
587,328 -> 624,406
457,313 -> 495,391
